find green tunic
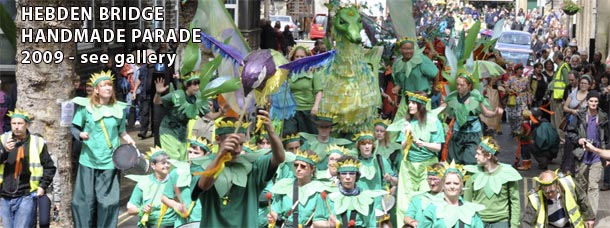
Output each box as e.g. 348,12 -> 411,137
270,179 -> 330,227
328,189 -> 387,227
405,192 -> 443,225
357,155 -> 395,191
162,160 -> 204,226
128,174 -> 177,227
464,163 -> 522,227
392,53 -> 438,94
196,153 -> 273,227
300,133 -> 352,170
375,140 -> 403,173
289,71 -> 323,111
420,197 -> 485,228
72,97 -> 127,170
160,90 -> 209,161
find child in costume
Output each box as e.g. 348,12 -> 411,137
315,145 -> 350,186
516,109 -> 535,170
71,70 -> 136,227
126,149 -> 177,227
161,137 -> 212,226
312,156 -> 387,227
267,150 -> 331,227
419,162 -> 485,228
464,137 -> 522,228
396,91 -> 445,228
403,163 -> 445,228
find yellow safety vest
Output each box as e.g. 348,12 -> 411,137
552,63 -> 571,100
0,133 -> 45,192
528,175 -> 584,228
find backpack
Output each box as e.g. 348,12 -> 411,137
533,121 -> 560,152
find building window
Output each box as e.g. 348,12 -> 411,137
225,0 -> 238,24
154,0 -> 165,30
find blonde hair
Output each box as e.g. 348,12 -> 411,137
90,79 -> 117,106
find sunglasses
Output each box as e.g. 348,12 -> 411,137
293,163 -> 309,169
186,80 -> 200,87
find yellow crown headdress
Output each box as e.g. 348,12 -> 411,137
479,136 -> 499,155
147,146 -> 168,162
88,70 -> 115,87
7,109 -> 33,123
326,144 -> 350,156
373,118 -> 392,128
189,137 -> 212,153
443,160 -> 468,180
336,157 -> 361,173
315,113 -> 336,124
457,70 -> 475,85
396,36 -> 418,47
405,91 -> 431,104
281,133 -> 301,145
352,131 -> 374,142
295,149 -> 320,165
215,119 -> 251,135
181,71 -> 200,83
427,165 -> 445,178
533,169 -> 560,186
288,44 -> 311,60
242,141 -> 258,154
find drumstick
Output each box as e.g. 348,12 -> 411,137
304,208 -> 316,226
266,192 -> 275,228
321,191 -> 332,213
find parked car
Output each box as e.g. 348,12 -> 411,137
495,30 -> 534,66
310,14 -> 327,40
270,15 -> 297,32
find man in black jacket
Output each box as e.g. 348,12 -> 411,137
0,109 -> 56,228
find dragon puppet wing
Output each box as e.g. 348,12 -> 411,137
387,0 -> 415,39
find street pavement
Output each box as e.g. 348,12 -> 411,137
115,123 -> 610,227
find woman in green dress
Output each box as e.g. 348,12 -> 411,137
267,150 -> 330,227
419,162 -> 485,228
396,91 -> 445,228
313,156 -> 387,228
71,70 -> 136,227
464,136 -> 522,228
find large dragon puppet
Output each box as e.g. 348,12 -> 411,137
280,3 -> 384,134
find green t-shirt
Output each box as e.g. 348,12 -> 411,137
289,71 -> 323,111
72,105 -> 126,169
392,54 -> 438,94
300,133 -> 352,170
196,154 -> 274,227
128,174 -> 177,227
162,165 -> 204,226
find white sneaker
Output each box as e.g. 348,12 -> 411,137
134,121 -> 141,127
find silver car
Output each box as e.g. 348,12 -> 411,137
271,15 -> 297,34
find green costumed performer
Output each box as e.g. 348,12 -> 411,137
464,136 -> 522,227
312,156 -> 387,228
71,70 -> 136,227
419,161 -> 485,228
373,118 -> 403,173
267,150 -> 332,227
315,144 -> 351,187
391,37 -> 439,121
403,163 -> 445,228
300,113 -> 351,170
394,91 -> 445,228
193,109 -> 285,227
126,149 -> 177,227
161,137 -> 213,226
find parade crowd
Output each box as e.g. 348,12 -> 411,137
2,1 -> 610,228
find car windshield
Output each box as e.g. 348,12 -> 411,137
271,16 -> 290,22
500,51 -> 532,66
499,34 -> 530,45
315,15 -> 327,25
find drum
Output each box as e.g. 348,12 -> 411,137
112,144 -> 149,175
375,209 -> 393,228
177,222 -> 200,228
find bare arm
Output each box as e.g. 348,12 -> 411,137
480,102 -> 502,118
563,96 -> 575,114
153,78 -> 168,105
311,91 -> 323,115
585,142 -> 610,160
259,110 -> 285,170
120,131 -> 136,146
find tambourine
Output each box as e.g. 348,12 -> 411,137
112,144 -> 149,175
